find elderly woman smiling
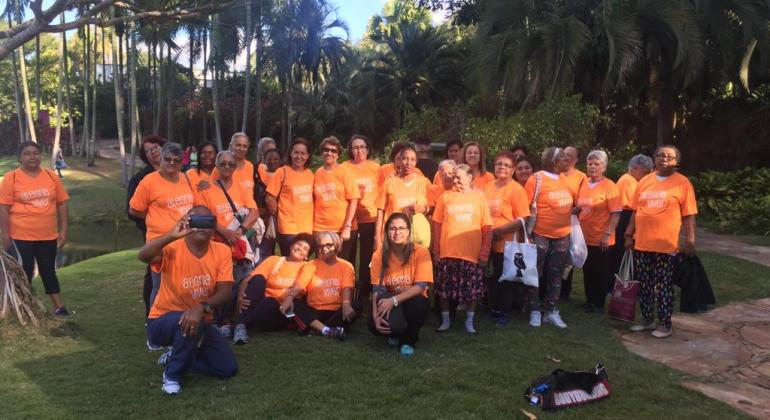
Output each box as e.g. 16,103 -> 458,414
576,150 -> 622,313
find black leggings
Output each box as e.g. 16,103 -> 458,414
293,299 -> 348,331
236,275 -> 292,331
355,222 -> 376,300
488,252 -> 524,313
368,295 -> 429,347
13,239 -> 60,294
582,246 -> 611,308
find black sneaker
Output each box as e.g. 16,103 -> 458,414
326,327 -> 346,341
54,307 -> 70,316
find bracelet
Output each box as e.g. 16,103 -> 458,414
391,296 -> 399,307
343,224 -> 352,228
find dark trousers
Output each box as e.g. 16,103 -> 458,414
488,252 -> 524,313
340,231 -> 358,266
12,239 -> 60,294
147,312 -> 238,381
583,246 -> 611,308
236,275 -> 291,331
143,264 -> 153,317
355,222 -> 376,302
293,299 -> 347,331
610,210 -> 633,292
277,233 -> 297,257
368,295 -> 429,347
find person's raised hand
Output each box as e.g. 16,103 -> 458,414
170,214 -> 193,240
197,180 -> 211,191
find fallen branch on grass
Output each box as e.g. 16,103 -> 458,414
0,251 -> 46,327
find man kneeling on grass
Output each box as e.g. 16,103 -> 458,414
139,206 -> 238,395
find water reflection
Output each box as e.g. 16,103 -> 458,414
56,224 -> 144,268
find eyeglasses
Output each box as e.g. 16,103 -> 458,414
163,157 -> 181,164
495,162 -> 513,168
322,148 -> 339,154
145,145 -> 160,153
318,243 -> 335,249
218,161 -> 237,168
655,153 -> 677,161
388,226 -> 409,233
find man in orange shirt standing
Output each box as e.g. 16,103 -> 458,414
140,207 -> 237,395
559,146 -> 587,301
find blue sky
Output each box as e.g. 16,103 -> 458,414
330,0 -> 386,43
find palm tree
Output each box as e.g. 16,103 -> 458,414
111,7 -> 128,184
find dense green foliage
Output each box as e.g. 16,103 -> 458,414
691,167 -> 770,236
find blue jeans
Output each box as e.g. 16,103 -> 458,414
147,312 -> 238,381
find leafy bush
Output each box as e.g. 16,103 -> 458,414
691,167 -> 770,236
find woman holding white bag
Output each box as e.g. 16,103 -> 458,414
524,147 -> 575,329
484,151 -> 530,326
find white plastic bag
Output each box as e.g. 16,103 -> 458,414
569,214 -> 588,268
500,219 -> 539,287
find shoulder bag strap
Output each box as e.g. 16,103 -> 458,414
182,171 -> 194,193
271,256 -> 286,277
216,179 -> 243,224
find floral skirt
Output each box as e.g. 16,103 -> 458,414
435,258 -> 485,303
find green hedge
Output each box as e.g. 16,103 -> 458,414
691,167 -> 770,236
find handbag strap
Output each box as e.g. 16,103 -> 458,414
516,217 -> 530,243
216,179 -> 241,219
271,256 -> 286,277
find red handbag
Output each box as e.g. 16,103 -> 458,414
607,250 -> 639,323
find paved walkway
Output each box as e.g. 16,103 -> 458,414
620,230 -> 770,418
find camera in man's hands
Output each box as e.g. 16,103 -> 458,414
189,215 -> 217,229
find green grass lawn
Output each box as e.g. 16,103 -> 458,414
1,250 -> 764,419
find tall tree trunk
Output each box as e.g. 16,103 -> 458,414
101,26 -> 106,83
35,35 -> 41,120
253,23 -> 263,161
80,25 -> 90,157
188,30 -> 196,145
19,43 -> 38,142
202,29 -> 208,144
231,68 -> 237,133
62,22 -> 76,156
129,24 -> 141,178
154,44 -> 163,134
166,43 -> 174,143
8,15 -> 25,142
111,8 -> 128,185
52,29 -> 64,169
656,77 -> 674,148
241,1 -> 252,134
90,25 -> 98,166
211,15 -> 223,150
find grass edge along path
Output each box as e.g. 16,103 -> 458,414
1,250 -> 764,419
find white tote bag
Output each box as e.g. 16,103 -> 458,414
500,219 -> 539,287
569,214 -> 588,268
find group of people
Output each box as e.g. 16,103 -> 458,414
0,133 -> 697,396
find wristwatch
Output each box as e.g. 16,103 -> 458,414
201,302 -> 213,314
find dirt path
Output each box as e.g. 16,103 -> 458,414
621,230 -> 770,418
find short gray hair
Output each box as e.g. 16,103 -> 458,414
161,142 -> 183,159
438,159 -> 456,171
628,154 -> 654,171
315,231 -> 342,253
230,132 -> 249,147
586,149 -> 608,167
257,137 -> 276,162
215,150 -> 235,166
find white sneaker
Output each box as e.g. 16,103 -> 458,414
157,347 -> 173,366
436,320 -> 451,332
233,323 -> 249,345
529,311 -> 542,327
651,326 -> 672,338
629,321 -> 656,332
544,310 -> 567,328
161,372 -> 181,395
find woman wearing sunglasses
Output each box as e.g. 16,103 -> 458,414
313,136 -> 360,263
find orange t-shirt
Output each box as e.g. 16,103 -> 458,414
577,179 -> 622,246
185,168 -> 212,201
249,255 -> 307,299
0,169 -> 69,241
631,172 -> 698,254
212,160 -> 255,192
129,171 -> 195,241
376,175 -> 429,221
377,163 -> 424,186
313,165 -> 360,232
341,160 -> 380,224
266,166 -> 314,235
148,239 -> 234,320
427,184 -> 448,208
370,245 -> 433,297
195,180 -> 257,229
561,169 -> 587,196
432,190 -> 493,263
525,172 -> 574,239
472,171 -> 495,190
616,173 -> 637,210
296,258 -> 355,311
483,180 -> 531,253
